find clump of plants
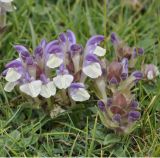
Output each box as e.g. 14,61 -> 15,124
2,30 -> 159,134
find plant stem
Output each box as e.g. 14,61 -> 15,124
47,97 -> 53,111
0,13 -> 6,29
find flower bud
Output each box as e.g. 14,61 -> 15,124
142,64 -> 159,80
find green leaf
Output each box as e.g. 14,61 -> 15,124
103,133 -> 121,145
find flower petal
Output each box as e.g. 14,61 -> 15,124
14,45 -> 30,57
93,46 -> 106,57
46,54 -> 63,69
70,88 -> 90,101
45,40 -> 59,54
20,80 -> 42,97
40,81 -> 56,98
5,59 -> 22,68
87,35 -> 104,46
4,82 -> 17,92
66,30 -> 76,44
83,62 -> 102,78
147,70 -> 154,80
5,68 -> 21,82
53,74 -> 73,89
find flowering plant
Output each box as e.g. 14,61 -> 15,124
83,32 -> 159,134
2,30 -> 91,116
2,30 -> 159,133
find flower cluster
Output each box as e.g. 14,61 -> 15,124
2,30 -> 159,133
2,30 -> 91,103
0,0 -> 14,29
87,32 -> 159,134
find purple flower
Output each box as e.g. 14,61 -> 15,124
112,114 -> 121,123
130,100 -> 139,109
5,59 -> 22,68
110,32 -> 120,45
14,45 -> 30,61
137,48 -> 144,55
98,100 -> 106,111
131,71 -> 143,82
128,111 -> 141,122
82,54 -> 102,78
46,45 -> 64,69
3,40 -> 58,98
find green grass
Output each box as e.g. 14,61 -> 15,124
0,0 -> 160,156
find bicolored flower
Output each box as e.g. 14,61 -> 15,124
3,59 -> 23,92
58,30 -> 76,66
69,83 -> 90,101
46,44 -> 63,69
53,64 -> 73,89
85,35 -> 105,58
82,54 -> 102,78
142,64 -> 159,80
82,35 -> 105,79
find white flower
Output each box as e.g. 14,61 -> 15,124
69,83 -> 90,101
40,81 -> 56,98
4,68 -> 21,92
53,74 -> 73,89
20,80 -> 42,98
147,71 -> 154,80
46,54 -> 63,69
5,68 -> 21,82
82,62 -> 102,78
4,81 -> 17,92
